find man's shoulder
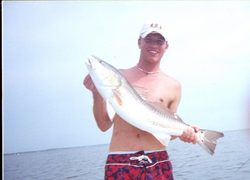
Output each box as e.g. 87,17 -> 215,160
161,72 -> 182,89
119,67 -> 136,77
119,67 -> 133,73
161,72 -> 180,83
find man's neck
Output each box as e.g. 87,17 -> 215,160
137,60 -> 161,73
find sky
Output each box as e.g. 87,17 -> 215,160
3,1 -> 250,154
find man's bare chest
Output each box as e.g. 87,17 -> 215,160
131,81 -> 173,107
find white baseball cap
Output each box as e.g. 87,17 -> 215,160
139,22 -> 168,41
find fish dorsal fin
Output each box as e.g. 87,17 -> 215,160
133,86 -> 148,100
148,101 -> 184,123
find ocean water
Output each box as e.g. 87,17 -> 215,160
4,129 -> 250,180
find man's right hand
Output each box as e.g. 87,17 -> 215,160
83,74 -> 98,93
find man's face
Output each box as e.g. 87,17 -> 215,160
138,33 -> 168,63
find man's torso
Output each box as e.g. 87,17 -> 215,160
108,66 -> 181,152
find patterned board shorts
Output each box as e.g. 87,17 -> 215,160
105,150 -> 174,180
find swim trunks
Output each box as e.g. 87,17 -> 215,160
105,150 -> 173,180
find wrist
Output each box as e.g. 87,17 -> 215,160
92,91 -> 104,102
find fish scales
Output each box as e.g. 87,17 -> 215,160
117,75 -> 188,134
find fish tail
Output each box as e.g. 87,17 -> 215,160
197,129 -> 224,155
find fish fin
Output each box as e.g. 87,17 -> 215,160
153,133 -> 171,146
197,129 -> 224,155
133,86 -> 148,100
106,100 -> 116,122
148,101 -> 184,123
112,90 -> 123,106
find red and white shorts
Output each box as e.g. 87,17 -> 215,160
105,150 -> 173,180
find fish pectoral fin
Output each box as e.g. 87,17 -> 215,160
112,90 -> 123,106
153,133 -> 171,146
106,100 -> 116,122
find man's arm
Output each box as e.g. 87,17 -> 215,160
84,74 -> 113,132
168,80 -> 182,141
168,80 -> 199,144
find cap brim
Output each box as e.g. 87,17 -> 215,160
141,30 -> 167,41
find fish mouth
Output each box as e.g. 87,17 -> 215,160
86,55 -> 103,70
86,58 -> 93,69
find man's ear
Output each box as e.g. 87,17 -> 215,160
164,43 -> 169,53
138,37 -> 141,49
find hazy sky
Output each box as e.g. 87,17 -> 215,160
3,1 -> 250,154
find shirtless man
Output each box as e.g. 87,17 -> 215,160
84,23 -> 199,179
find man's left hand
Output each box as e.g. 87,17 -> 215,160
179,125 -> 200,144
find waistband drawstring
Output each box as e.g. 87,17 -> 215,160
130,154 -> 152,164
